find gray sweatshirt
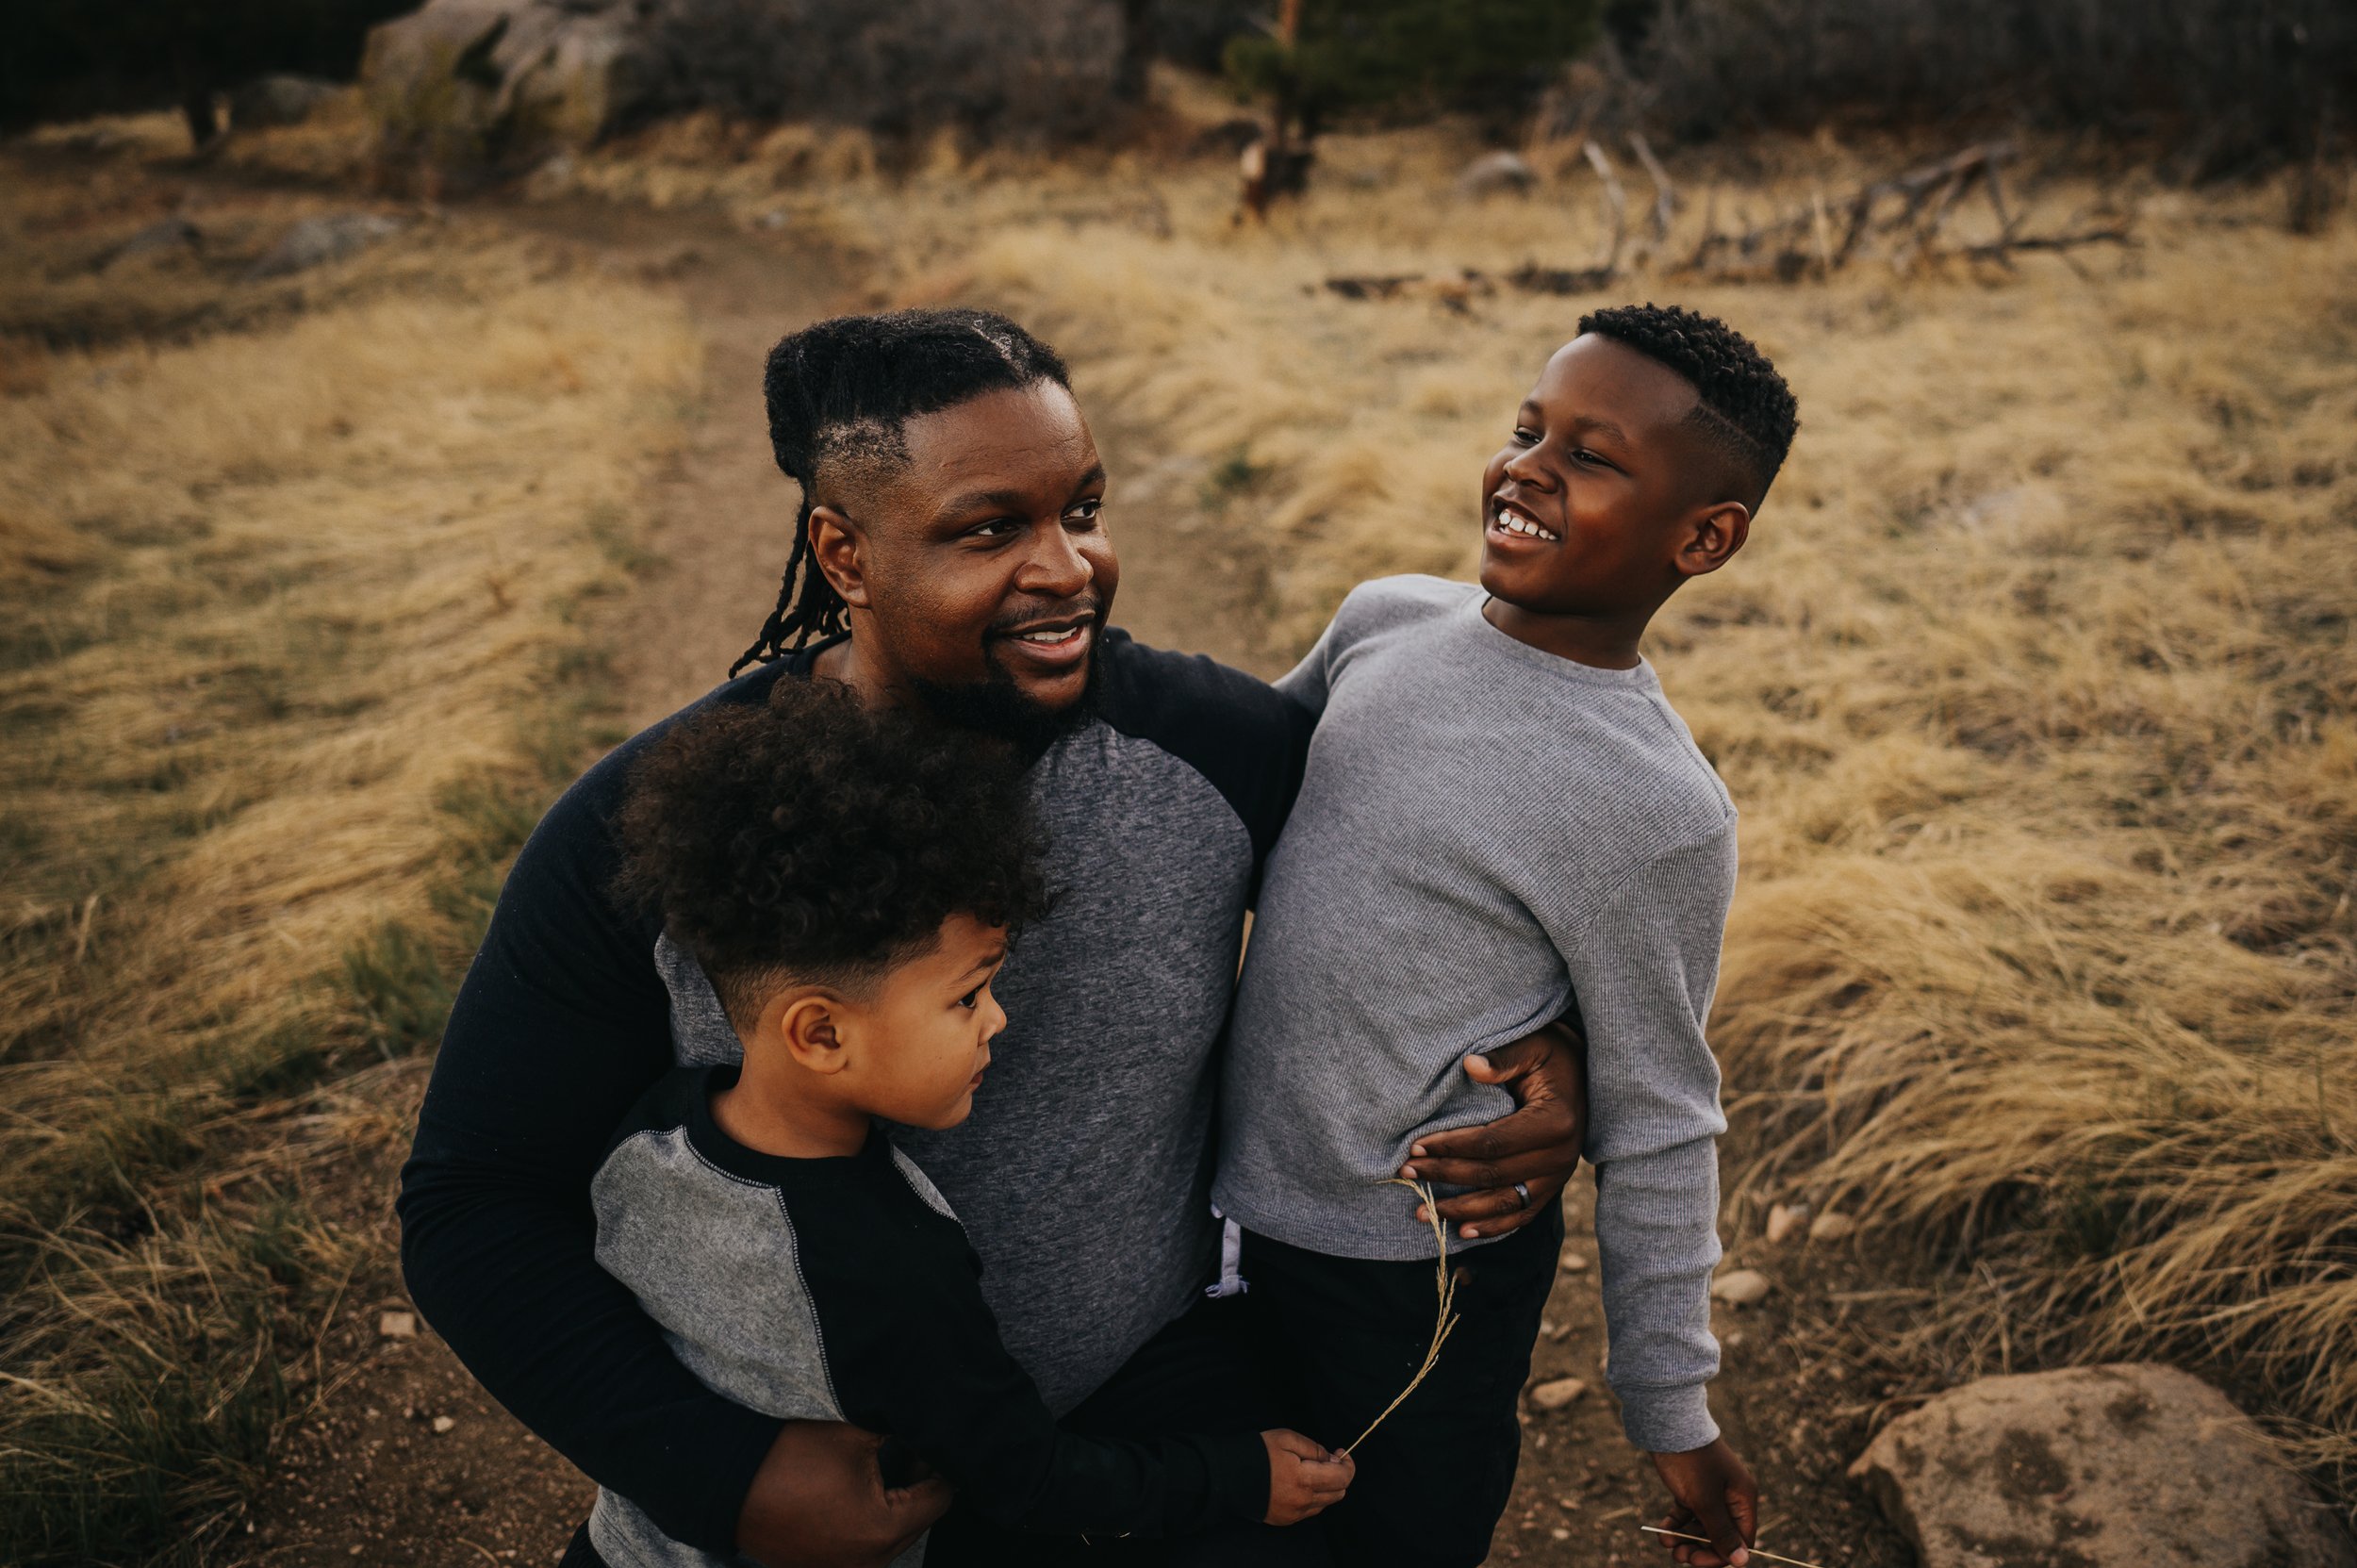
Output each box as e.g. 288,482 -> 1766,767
1211,575 -> 1735,1454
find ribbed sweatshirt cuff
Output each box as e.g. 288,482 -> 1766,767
1206,1430 -> 1273,1526
1616,1382 -> 1719,1456
663,1406 -> 787,1554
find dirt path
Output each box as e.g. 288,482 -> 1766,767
239,198 -> 1906,1568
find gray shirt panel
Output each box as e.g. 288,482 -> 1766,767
585,1127 -> 925,1568
1211,575 -> 1734,1453
657,715 -> 1246,1414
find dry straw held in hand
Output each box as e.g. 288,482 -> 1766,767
1341,1178 -> 1461,1456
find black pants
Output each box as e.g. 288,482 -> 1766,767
925,1292 -> 1327,1567
1242,1203 -> 1565,1568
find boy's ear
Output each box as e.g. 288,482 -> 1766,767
1673,501 -> 1751,580
767,992 -> 853,1074
807,505 -> 870,610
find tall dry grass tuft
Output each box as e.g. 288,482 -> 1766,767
0,133 -> 701,1563
569,119 -> 2356,1499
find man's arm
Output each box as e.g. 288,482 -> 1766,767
399,749 -> 790,1550
1398,1018 -> 1590,1239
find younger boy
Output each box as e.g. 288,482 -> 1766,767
1213,305 -> 1799,1568
578,677 -> 1353,1567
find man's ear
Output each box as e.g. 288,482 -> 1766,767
807,505 -> 871,610
1673,501 -> 1751,579
766,992 -> 853,1075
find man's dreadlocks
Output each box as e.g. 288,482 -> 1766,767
732,307 -> 1073,676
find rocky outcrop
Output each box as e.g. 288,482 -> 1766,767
1849,1363 -> 2355,1568
359,0 -> 658,173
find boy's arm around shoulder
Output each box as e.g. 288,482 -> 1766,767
820,1200 -> 1273,1538
398,745 -> 789,1553
1556,821 -> 1739,1457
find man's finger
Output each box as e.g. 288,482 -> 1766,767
1424,1173 -> 1568,1237
1404,1141 -> 1575,1191
882,1474 -> 954,1539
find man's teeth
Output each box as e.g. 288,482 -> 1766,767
1495,509 -> 1560,542
1017,625 -> 1084,643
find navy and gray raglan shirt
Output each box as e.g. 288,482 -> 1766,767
586,1065 -> 1270,1566
397,629 -> 1309,1554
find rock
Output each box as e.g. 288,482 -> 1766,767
1558,1246 -> 1589,1273
1765,1201 -> 1808,1244
1709,1268 -> 1772,1307
230,74 -> 345,130
360,0 -> 659,174
249,213 -> 404,279
1849,1363 -> 2356,1568
1528,1377 -> 1588,1411
99,217 -> 201,270
1808,1210 -> 1857,1242
431,1413 -> 457,1434
377,1310 -> 418,1340
1457,150 -> 1537,199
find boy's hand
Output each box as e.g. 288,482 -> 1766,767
1399,1019 -> 1588,1239
1261,1429 -> 1354,1526
735,1420 -> 951,1567
1649,1437 -> 1759,1567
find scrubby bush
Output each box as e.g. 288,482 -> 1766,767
652,0 -> 1131,143
2,0 -> 407,144
1224,0 -> 1602,131
1606,0 -> 2350,170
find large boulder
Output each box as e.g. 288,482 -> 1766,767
360,0 -> 657,173
1849,1363 -> 2354,1568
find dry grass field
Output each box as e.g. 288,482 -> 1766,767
542,99 -> 2357,1504
0,130 -> 700,1562
3,78 -> 2351,1562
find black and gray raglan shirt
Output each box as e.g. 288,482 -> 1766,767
397,630 -> 1308,1554
586,1065 -> 1269,1566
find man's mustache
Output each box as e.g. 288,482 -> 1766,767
987,595 -> 1104,636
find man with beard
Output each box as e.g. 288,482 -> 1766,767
397,309 -> 1586,1568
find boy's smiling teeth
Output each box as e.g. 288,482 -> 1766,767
1493,504 -> 1560,543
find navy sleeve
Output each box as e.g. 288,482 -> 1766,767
805,1193 -> 1271,1538
396,670 -> 792,1554
1094,631 -> 1311,876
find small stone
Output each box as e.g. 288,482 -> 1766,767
1552,1527 -> 1571,1542
431,1414 -> 456,1434
377,1311 -> 417,1340
1528,1376 -> 1588,1411
1710,1268 -> 1773,1307
1765,1201 -> 1807,1244
1558,1246 -> 1590,1273
249,213 -> 404,281
1808,1210 -> 1857,1242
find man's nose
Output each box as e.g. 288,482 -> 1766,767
1015,516 -> 1096,598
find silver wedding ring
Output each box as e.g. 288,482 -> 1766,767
1512,1180 -> 1532,1209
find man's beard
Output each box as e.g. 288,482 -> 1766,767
907,643 -> 1100,759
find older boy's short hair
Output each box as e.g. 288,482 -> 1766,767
1578,304 -> 1799,507
612,678 -> 1053,1028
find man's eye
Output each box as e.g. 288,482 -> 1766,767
1065,499 -> 1104,526
968,518 -> 1018,538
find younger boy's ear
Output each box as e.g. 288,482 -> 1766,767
1673,501 -> 1751,579
771,993 -> 852,1074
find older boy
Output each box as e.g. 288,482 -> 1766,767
1213,305 -> 1800,1568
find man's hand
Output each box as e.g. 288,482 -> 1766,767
734,1421 -> 951,1568
1261,1429 -> 1355,1526
1649,1437 -> 1758,1567
1398,1020 -> 1588,1239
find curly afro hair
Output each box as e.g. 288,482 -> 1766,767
733,308 -> 1073,676
612,677 -> 1054,1027
1576,304 -> 1800,506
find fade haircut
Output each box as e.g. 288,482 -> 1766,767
732,308 -> 1073,676
612,678 -> 1054,1030
1576,304 -> 1799,508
